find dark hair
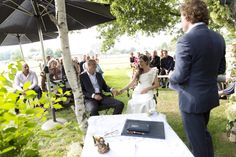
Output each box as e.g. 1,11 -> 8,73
163,50 -> 168,53
87,59 -> 96,66
135,55 -> 150,81
180,0 -> 209,25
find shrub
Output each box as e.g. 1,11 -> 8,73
0,61 -> 46,156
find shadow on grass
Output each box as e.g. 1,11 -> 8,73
36,108 -> 84,157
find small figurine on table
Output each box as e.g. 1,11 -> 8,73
93,136 -> 110,154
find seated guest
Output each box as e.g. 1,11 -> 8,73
48,59 -> 62,82
160,50 -> 175,88
160,50 -> 175,75
130,52 -> 136,68
40,55 -> 52,92
79,54 -> 87,73
95,58 -> 104,75
145,50 -> 152,61
40,71 -> 47,92
217,74 -> 227,91
80,59 -> 124,116
60,58 -> 67,82
129,52 -> 138,79
14,63 -> 42,99
82,55 -> 91,72
73,59 -> 81,79
218,43 -> 236,97
219,82 -> 235,97
150,50 -> 160,74
61,58 -> 80,82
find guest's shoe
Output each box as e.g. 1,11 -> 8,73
219,95 -> 227,100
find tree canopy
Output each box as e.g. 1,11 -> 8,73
91,0 -> 236,52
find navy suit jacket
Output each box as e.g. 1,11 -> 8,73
80,72 -> 112,99
169,24 -> 226,113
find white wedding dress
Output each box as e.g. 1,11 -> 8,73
127,67 -> 158,113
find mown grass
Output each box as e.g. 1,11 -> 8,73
37,67 -> 236,157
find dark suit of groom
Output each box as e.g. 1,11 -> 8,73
169,1 -> 226,157
80,60 -> 124,116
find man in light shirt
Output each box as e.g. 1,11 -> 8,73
80,59 -> 124,116
14,63 -> 42,99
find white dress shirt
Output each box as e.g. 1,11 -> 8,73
14,70 -> 38,90
87,72 -> 100,94
186,22 -> 205,33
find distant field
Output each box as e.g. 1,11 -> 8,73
99,54 -> 130,70
0,54 -> 130,72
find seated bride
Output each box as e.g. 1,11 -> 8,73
119,54 -> 159,113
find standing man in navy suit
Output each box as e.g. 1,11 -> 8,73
169,1 -> 226,157
80,59 -> 124,116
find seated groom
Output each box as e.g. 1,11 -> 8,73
14,63 -> 42,99
80,59 -> 124,116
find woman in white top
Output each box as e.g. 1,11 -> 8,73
119,54 -> 159,113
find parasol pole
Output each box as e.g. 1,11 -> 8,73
37,20 -> 56,122
33,0 -> 56,122
32,0 -> 66,130
16,34 -> 25,61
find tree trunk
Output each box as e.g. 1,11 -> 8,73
230,0 -> 236,25
54,0 -> 88,131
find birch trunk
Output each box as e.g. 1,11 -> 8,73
54,0 -> 88,131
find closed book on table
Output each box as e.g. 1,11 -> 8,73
121,119 -> 165,139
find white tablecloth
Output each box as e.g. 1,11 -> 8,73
81,113 -> 193,157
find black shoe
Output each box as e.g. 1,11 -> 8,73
219,96 -> 227,100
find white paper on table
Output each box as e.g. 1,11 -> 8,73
136,140 -> 171,157
109,141 -> 135,157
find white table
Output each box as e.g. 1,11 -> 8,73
81,113 -> 193,157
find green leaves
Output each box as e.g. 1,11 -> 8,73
93,0 -> 236,52
0,103 -> 15,110
208,0 -> 235,33
53,103 -> 63,109
94,0 -> 180,51
23,82 -> 31,90
0,62 -> 48,156
3,112 -> 16,122
64,91 -> 71,96
0,146 -> 16,155
0,74 -> 12,88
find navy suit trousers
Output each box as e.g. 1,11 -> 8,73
181,111 -> 214,157
84,96 -> 124,116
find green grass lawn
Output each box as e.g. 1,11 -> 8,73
37,67 -> 236,157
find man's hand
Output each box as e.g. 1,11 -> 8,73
168,71 -> 173,78
117,89 -> 124,95
226,77 -> 232,83
94,94 -> 102,101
